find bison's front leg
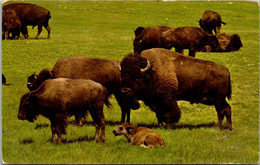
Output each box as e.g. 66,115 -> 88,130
51,126 -> 56,143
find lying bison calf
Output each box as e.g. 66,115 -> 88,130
18,78 -> 110,144
113,123 -> 165,148
200,33 -> 243,52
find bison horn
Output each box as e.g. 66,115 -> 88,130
118,64 -> 121,72
49,70 -> 53,78
140,60 -> 150,73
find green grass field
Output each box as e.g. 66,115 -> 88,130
2,0 -> 259,164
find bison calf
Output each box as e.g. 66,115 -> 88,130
113,123 -> 165,148
18,78 -> 110,144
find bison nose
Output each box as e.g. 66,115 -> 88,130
27,83 -> 32,89
18,115 -> 25,120
113,130 -> 118,136
121,88 -> 131,93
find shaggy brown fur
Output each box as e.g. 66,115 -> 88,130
18,78 -> 110,144
27,56 -> 140,124
121,48 -> 232,130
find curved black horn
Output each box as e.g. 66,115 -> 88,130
140,60 -> 150,73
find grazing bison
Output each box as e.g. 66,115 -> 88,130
2,8 -> 21,40
133,26 -> 174,54
120,48 -> 232,130
27,56 -> 140,124
113,122 -> 165,148
3,3 -> 51,39
200,33 -> 243,52
161,27 -> 219,57
18,78 -> 110,144
199,10 -> 226,36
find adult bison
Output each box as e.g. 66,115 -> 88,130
200,33 -> 243,52
2,8 -> 21,40
133,26 -> 174,54
27,56 -> 140,124
3,3 -> 51,39
18,78 -> 110,144
161,27 -> 219,57
199,10 -> 226,36
120,48 -> 232,130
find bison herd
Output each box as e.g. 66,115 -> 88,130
2,2 -> 242,146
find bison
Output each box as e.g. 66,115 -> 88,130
2,8 -> 21,40
133,26 -> 174,54
120,48 -> 232,130
199,10 -> 226,36
3,3 -> 51,39
27,56 -> 140,124
161,27 -> 219,57
200,33 -> 243,52
113,122 -> 165,148
18,78 -> 110,144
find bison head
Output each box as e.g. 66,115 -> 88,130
18,93 -> 38,122
227,34 -> 243,51
27,69 -> 53,91
121,54 -> 152,100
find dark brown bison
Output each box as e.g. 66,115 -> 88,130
133,26 -> 174,54
2,8 -> 21,40
199,10 -> 226,36
200,33 -> 243,52
27,56 -> 140,124
161,27 -> 219,57
3,3 -> 51,39
120,48 -> 232,130
18,78 -> 110,144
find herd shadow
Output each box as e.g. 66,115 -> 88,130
29,120 -> 216,144
34,120 -> 216,130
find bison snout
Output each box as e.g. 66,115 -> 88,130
27,83 -> 32,90
121,88 -> 131,93
18,114 -> 25,120
113,130 -> 119,136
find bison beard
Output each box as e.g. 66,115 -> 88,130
121,48 -> 232,130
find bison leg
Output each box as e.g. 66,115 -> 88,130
75,115 -> 83,126
215,100 -> 232,130
114,91 -> 131,123
44,25 -> 51,39
35,25 -> 43,39
51,126 -> 56,143
89,107 -> 106,143
188,49 -> 196,57
21,26 -> 29,39
175,48 -> 184,54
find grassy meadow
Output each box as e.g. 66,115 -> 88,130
2,0 -> 259,164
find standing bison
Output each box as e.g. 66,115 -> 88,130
161,27 -> 219,57
133,26 -> 174,54
27,56 -> 140,124
3,3 -> 51,39
200,33 -> 243,52
120,48 -> 232,130
199,10 -> 226,36
18,78 -> 110,144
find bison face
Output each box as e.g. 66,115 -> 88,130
228,34 -> 243,51
27,73 -> 38,91
121,88 -> 140,110
27,69 -> 53,91
18,93 -> 38,122
121,55 -> 152,99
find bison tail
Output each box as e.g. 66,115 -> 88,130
221,21 -> 226,25
102,86 -> 112,109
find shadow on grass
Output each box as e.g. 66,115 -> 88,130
20,138 -> 34,144
61,135 -> 95,144
35,120 -> 216,130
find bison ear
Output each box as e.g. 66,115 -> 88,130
126,126 -> 134,135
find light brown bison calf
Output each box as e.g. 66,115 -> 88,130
113,123 -> 165,148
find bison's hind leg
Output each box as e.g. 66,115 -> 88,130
215,99 -> 232,130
